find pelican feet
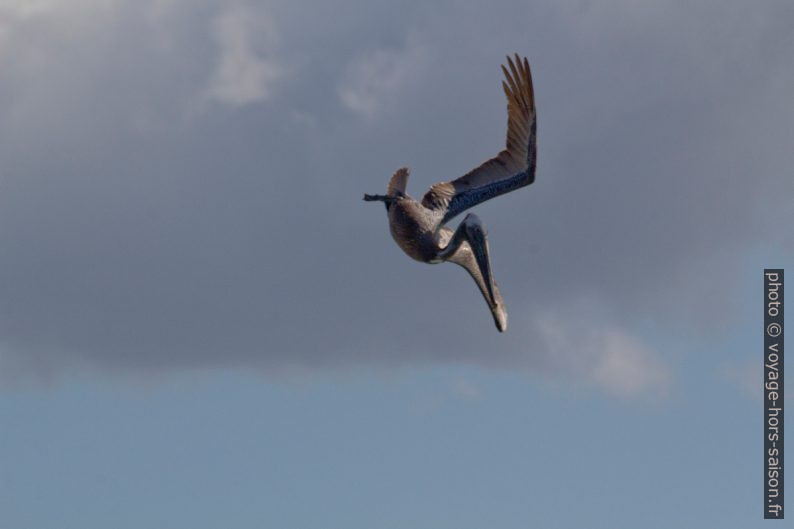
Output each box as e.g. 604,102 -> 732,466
363,193 -> 395,203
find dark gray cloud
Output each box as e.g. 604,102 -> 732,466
0,0 -> 791,394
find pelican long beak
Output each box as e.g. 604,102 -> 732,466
463,216 -> 500,310
472,246 -> 507,332
469,236 -> 496,303
460,243 -> 507,332
448,246 -> 509,333
490,288 -> 508,332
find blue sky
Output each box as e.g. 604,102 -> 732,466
0,0 -> 792,527
0,349 -> 773,528
1,253 -> 787,528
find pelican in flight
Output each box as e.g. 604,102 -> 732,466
364,54 -> 537,332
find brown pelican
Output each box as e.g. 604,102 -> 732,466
364,54 -> 537,332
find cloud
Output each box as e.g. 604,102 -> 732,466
202,3 -> 283,106
0,0 -> 790,398
522,306 -> 671,398
590,330 -> 670,398
337,37 -> 429,118
0,0 -> 115,18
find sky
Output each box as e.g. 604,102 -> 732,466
0,0 -> 792,527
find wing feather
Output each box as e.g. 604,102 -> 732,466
422,54 -> 536,223
387,167 -> 409,195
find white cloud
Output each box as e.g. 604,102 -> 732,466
591,329 -> 671,398
0,0 -> 788,394
202,4 -> 283,107
0,0 -> 114,18
531,310 -> 671,399
337,37 -> 430,118
0,0 -> 114,56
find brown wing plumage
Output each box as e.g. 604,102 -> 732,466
422,54 -> 536,223
387,167 -> 409,195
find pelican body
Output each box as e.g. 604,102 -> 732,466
364,54 -> 537,332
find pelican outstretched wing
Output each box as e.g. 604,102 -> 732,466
422,54 -> 536,223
